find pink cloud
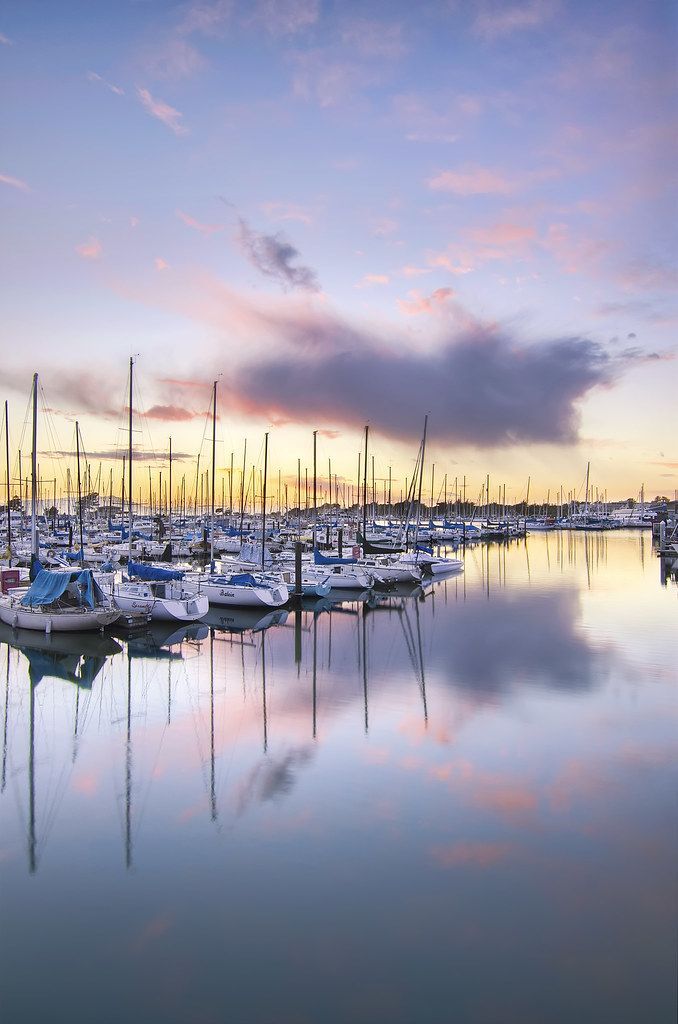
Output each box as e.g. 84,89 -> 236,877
473,0 -> 558,41
137,87 -> 188,135
371,217 -> 398,237
356,273 -> 390,288
431,841 -> 513,868
543,222 -> 611,274
177,209 -> 224,235
468,222 -> 536,247
428,251 -> 474,275
397,287 -> 455,316
400,265 -> 432,278
76,236 -> 102,260
0,32 -> 13,46
427,166 -> 513,195
0,172 -> 30,193
155,257 -> 170,271
145,404 -> 199,421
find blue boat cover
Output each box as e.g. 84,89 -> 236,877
128,561 -> 184,581
416,544 -> 434,554
229,573 -> 258,586
313,548 -> 357,565
21,569 -> 101,609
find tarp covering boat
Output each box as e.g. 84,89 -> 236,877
313,548 -> 357,565
20,569 -> 103,609
127,561 -> 184,581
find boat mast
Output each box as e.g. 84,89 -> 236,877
362,425 -> 369,543
261,432 -> 268,571
312,429 -> 317,548
30,372 -> 38,560
413,415 -> 428,552
210,380 -> 217,569
75,422 -> 85,567
168,436 -> 172,548
4,400 -> 11,559
128,357 -> 133,566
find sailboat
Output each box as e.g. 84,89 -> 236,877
102,359 -> 209,623
194,391 -> 289,609
0,375 -> 120,632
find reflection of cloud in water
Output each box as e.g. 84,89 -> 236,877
431,586 -> 609,695
235,745 -> 314,815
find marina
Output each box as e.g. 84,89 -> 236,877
2,3 -> 676,1021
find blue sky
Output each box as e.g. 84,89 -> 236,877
1,0 -> 676,501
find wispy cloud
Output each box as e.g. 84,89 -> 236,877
155,257 -> 170,271
177,209 -> 224,235
340,18 -> 406,59
237,218 -> 320,291
473,0 -> 558,41
397,287 -> 454,316
246,0 -> 319,36
137,87 -> 188,135
177,0 -> 233,37
427,166 -> 513,195
0,32 -> 14,46
0,172 -> 30,193
86,70 -> 124,96
356,273 -> 390,288
260,200 -> 314,225
291,51 -> 376,108
75,237 -> 102,260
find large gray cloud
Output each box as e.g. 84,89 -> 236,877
237,218 -> 320,292
225,327 -> 620,446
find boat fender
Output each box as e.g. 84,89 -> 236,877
45,617 -> 52,635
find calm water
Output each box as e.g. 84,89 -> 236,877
1,532 -> 676,1024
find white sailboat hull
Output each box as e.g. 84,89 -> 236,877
0,599 -> 119,632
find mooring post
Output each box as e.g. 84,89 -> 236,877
338,528 -> 343,558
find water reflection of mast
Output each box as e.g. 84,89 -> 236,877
28,675 -> 36,873
72,683 -> 80,763
401,602 -> 427,725
312,613 -> 317,740
414,598 -> 428,724
261,632 -> 268,753
362,605 -> 369,734
1,649 -> 9,793
209,628 -> 217,822
125,651 -> 132,871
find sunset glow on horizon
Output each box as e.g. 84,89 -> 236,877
1,0 -> 676,503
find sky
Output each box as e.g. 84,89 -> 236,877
1,0 -> 676,507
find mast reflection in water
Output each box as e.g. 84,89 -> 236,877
0,531 -> 676,1024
